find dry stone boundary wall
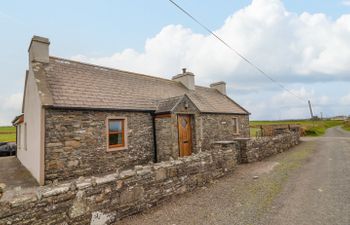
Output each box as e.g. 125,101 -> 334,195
0,145 -> 237,225
243,131 -> 300,163
0,132 -> 299,225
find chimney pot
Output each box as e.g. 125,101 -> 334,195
182,68 -> 187,74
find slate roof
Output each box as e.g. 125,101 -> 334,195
155,96 -> 185,114
34,56 -> 249,114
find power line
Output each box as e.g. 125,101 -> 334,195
168,0 -> 307,103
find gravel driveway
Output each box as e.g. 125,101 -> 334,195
118,127 -> 350,225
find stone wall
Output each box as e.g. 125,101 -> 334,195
251,124 -> 301,137
241,131 -> 300,163
197,114 -> 250,152
0,131 -> 300,225
45,109 -> 154,184
0,146 -> 237,225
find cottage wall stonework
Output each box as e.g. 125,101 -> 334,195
44,109 -> 154,184
155,115 -> 178,161
197,114 -> 250,152
155,113 -> 249,161
45,108 -> 249,184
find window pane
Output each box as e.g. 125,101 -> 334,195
109,133 -> 123,146
109,120 -> 122,132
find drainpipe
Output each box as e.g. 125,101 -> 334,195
151,113 -> 158,163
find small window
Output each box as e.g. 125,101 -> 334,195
107,118 -> 127,150
24,123 -> 27,151
232,118 -> 239,134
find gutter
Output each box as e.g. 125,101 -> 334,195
151,112 -> 158,163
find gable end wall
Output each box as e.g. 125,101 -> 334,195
17,69 -> 43,184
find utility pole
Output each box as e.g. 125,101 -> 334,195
308,100 -> 314,119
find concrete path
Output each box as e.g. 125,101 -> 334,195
0,156 -> 38,191
119,127 -> 350,225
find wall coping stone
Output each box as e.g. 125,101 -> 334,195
41,185 -> 70,198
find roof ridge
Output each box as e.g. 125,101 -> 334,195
49,56 -> 177,84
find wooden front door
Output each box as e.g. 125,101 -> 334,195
178,114 -> 192,157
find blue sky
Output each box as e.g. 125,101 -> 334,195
0,0 -> 350,125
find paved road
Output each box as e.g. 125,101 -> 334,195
120,127 -> 350,225
262,126 -> 350,225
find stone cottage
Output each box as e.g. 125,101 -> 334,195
13,36 -> 250,185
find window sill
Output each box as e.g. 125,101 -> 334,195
107,146 -> 128,152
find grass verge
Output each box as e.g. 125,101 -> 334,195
342,121 -> 350,132
0,126 -> 16,142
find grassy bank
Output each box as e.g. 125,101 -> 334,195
250,120 -> 345,137
342,121 -> 350,132
0,126 -> 16,142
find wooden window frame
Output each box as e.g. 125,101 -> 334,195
232,117 -> 239,135
106,117 -> 128,151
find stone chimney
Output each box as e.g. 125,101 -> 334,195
172,68 -> 195,90
28,36 -> 50,63
210,81 -> 226,95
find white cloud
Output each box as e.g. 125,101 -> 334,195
72,0 -> 350,86
70,0 -> 350,120
342,0 -> 350,6
243,87 -> 332,120
3,93 -> 22,110
340,93 -> 350,105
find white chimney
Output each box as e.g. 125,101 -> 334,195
210,81 -> 226,95
172,68 -> 195,90
28,36 -> 50,63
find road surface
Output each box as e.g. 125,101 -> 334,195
261,126 -> 350,225
119,127 -> 350,225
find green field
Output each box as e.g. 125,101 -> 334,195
0,126 -> 16,142
250,120 -> 345,137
